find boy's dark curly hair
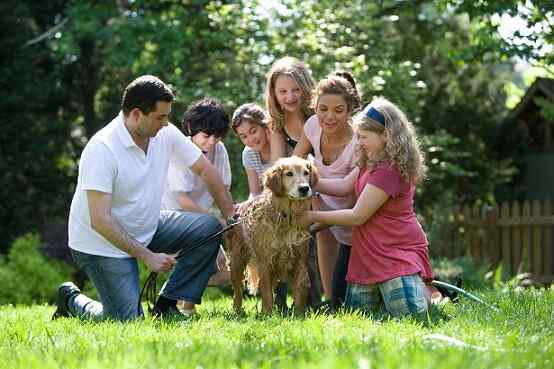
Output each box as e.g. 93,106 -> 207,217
181,97 -> 230,138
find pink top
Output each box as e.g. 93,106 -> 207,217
304,115 -> 357,245
346,163 -> 433,284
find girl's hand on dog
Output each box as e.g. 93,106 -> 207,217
309,222 -> 330,235
298,210 -> 315,228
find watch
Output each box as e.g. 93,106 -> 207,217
226,214 -> 239,226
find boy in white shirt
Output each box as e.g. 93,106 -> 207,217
161,97 -> 232,287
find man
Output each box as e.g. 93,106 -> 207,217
53,75 -> 235,321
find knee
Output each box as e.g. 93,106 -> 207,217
197,214 -> 223,248
201,214 -> 222,232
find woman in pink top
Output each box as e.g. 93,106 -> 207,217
294,72 -> 360,307
300,97 -> 434,318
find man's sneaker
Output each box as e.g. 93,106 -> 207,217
52,282 -> 81,320
309,299 -> 335,314
152,304 -> 194,321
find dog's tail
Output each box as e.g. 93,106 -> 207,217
245,265 -> 260,295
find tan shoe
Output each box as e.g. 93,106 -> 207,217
207,270 -> 230,286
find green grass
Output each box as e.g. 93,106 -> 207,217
1,287 -> 553,369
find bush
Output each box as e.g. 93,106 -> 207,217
0,233 -> 74,305
431,256 -> 490,289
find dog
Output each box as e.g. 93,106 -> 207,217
227,156 -> 319,314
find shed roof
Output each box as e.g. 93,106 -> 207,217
509,77 -> 554,121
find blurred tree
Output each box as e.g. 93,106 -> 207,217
2,0 -> 551,252
253,0 -> 520,221
0,0 -> 75,253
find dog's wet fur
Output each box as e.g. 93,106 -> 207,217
225,156 -> 319,314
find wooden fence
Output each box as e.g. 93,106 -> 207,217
438,200 -> 554,284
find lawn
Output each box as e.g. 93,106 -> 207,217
0,287 -> 552,369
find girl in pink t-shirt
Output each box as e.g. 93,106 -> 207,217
301,97 -> 434,318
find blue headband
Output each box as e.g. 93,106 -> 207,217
363,106 -> 385,127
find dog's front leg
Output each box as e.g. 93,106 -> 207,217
291,262 -> 310,315
230,240 -> 247,314
258,267 -> 274,313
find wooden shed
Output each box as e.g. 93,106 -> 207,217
508,77 -> 554,200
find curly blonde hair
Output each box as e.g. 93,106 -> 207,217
264,57 -> 315,132
354,97 -> 427,183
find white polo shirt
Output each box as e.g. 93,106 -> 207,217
68,112 -> 201,258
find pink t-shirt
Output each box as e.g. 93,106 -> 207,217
346,163 -> 433,285
304,115 -> 357,245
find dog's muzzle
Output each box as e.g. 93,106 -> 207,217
289,185 -> 312,199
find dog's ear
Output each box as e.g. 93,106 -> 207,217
307,162 -> 319,187
263,165 -> 284,196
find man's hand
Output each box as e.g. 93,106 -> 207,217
143,251 -> 177,273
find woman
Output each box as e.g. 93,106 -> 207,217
293,72 -> 360,307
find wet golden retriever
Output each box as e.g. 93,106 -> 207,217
227,156 -> 318,314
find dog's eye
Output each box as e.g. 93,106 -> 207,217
285,171 -> 293,177
304,170 -> 309,176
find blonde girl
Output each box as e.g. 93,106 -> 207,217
301,97 -> 434,318
265,56 -> 315,161
293,72 -> 360,306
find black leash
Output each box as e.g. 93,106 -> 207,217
138,218 -> 242,315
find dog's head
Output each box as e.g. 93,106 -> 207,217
263,156 -> 319,199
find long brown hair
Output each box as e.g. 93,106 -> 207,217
264,57 -> 315,132
312,74 -> 360,114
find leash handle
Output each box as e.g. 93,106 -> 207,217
138,217 -> 242,315
175,218 -> 242,260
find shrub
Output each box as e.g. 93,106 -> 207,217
0,233 -> 74,305
431,256 -> 489,289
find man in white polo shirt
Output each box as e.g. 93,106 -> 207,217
52,75 -> 236,321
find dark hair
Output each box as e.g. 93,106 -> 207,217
181,97 -> 230,138
330,70 -> 361,111
231,103 -> 268,134
121,75 -> 174,115
312,74 -> 360,113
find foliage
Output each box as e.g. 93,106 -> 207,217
0,287 -> 553,369
423,189 -> 462,257
0,233 -> 74,305
0,0 -> 76,253
432,256 -> 489,289
536,96 -> 554,121
255,0 -> 520,216
2,0 -> 553,252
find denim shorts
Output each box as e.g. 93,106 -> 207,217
69,210 -> 221,321
345,274 -> 428,317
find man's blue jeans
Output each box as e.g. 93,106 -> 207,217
68,211 -> 221,321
